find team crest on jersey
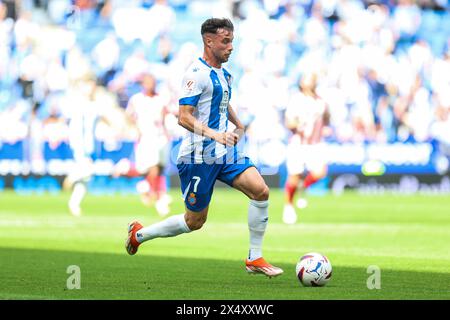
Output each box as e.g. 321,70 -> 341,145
184,80 -> 195,92
188,193 -> 197,205
226,74 -> 233,87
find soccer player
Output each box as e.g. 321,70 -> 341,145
283,73 -> 329,224
125,18 -> 283,278
114,73 -> 171,216
64,77 -> 99,216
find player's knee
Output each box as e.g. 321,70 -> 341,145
313,165 -> 328,179
185,214 -> 207,231
288,174 -> 301,186
252,184 -> 270,201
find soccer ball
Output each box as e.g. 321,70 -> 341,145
296,252 -> 332,287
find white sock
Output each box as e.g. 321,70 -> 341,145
248,199 -> 269,261
136,214 -> 191,243
69,182 -> 87,208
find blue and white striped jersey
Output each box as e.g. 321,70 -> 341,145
178,57 -> 233,163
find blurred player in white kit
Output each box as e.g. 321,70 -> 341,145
64,77 -> 100,216
114,73 -> 171,216
283,73 -> 330,224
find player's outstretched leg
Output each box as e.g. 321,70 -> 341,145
232,166 -> 283,278
125,220 -> 143,255
125,207 -> 207,255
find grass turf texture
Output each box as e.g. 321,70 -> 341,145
0,189 -> 449,300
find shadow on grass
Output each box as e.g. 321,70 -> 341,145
0,247 -> 449,300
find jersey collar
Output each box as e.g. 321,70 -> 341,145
199,57 -> 211,68
199,57 -> 222,71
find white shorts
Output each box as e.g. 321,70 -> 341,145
286,138 -> 327,175
67,156 -> 94,183
134,135 -> 169,173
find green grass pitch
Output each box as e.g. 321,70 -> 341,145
0,189 -> 449,300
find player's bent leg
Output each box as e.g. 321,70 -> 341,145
244,198 -> 283,278
231,167 -> 283,277
231,166 -> 269,201
184,206 -> 208,231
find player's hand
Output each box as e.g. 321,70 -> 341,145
233,127 -> 245,143
214,132 -> 239,146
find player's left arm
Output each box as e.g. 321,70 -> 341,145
227,104 -> 245,141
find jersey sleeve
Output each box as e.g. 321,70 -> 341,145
179,69 -> 205,107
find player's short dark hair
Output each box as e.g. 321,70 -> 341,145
201,18 -> 234,35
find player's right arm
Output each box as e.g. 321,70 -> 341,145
178,68 -> 237,146
178,105 -> 238,146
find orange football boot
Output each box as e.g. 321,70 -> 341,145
245,257 -> 284,278
125,220 -> 143,255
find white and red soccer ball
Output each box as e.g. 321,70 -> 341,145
296,252 -> 332,287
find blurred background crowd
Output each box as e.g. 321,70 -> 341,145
0,0 -> 449,172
